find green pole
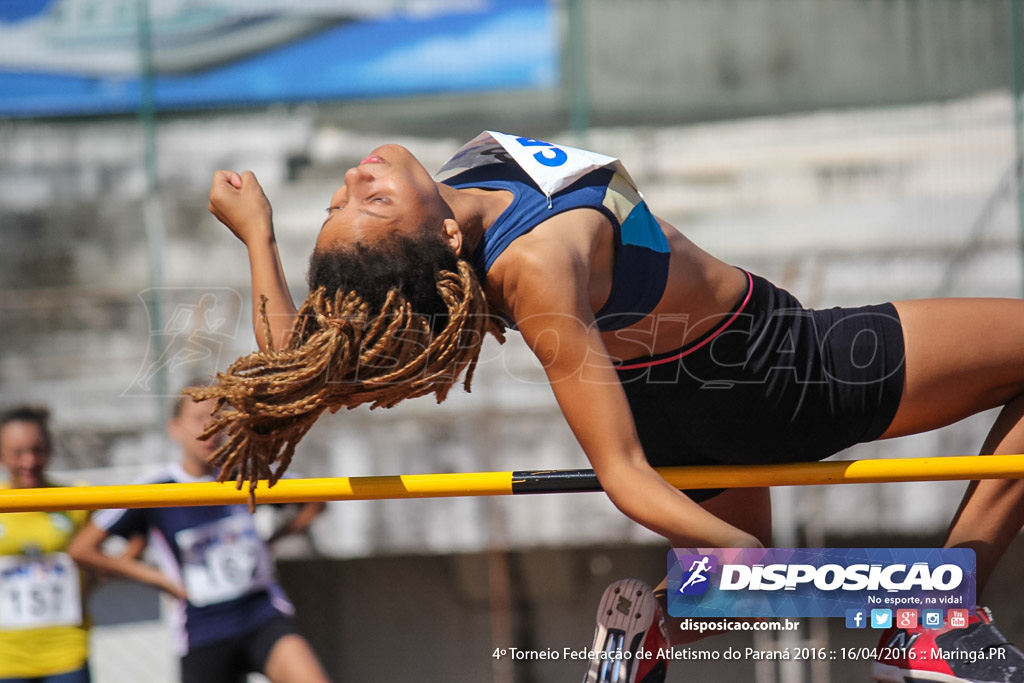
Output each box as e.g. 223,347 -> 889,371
137,0 -> 168,419
1012,0 -> 1024,295
565,0 -> 590,144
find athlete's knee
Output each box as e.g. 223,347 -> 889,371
265,635 -> 331,683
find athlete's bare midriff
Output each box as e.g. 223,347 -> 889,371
598,216 -> 748,362
601,217 -> 748,361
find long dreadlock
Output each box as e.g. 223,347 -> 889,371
187,231 -> 505,504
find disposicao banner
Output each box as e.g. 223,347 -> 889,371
668,547 -> 976,619
0,0 -> 557,117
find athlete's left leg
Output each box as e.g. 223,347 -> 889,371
882,297 -> 1024,597
263,634 -> 331,683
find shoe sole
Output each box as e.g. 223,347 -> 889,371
583,578 -> 660,683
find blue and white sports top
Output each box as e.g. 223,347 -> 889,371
435,131 -> 670,331
93,464 -> 293,655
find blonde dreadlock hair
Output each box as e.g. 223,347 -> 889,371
187,231 -> 505,504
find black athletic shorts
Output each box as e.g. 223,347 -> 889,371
615,270 -> 906,502
180,615 -> 298,683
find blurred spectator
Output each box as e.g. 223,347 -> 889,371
0,406 -> 92,683
69,384 -> 329,683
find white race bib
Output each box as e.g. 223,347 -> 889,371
0,552 -> 82,630
176,514 -> 273,607
435,130 -> 638,198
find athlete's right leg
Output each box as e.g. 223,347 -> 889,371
882,297 -> 1024,597
870,297 -> 1024,683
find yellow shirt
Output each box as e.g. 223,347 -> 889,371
0,482 -> 90,677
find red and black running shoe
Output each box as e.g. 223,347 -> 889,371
872,606 -> 1024,682
582,578 -> 670,683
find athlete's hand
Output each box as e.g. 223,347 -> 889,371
156,574 -> 189,601
208,170 -> 274,246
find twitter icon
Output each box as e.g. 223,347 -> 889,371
871,609 -> 893,628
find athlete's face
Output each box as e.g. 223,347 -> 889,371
169,398 -> 223,474
317,144 -> 449,249
0,420 -> 50,489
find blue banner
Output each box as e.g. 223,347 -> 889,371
668,548 -> 976,619
0,0 -> 557,117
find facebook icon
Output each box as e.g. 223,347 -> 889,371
846,609 -> 867,629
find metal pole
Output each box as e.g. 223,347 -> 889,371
137,0 -> 169,420
1011,0 -> 1024,295
565,0 -> 590,144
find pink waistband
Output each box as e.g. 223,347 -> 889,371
616,270 -> 754,371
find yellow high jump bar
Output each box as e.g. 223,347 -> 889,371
1,455 -> 1022,513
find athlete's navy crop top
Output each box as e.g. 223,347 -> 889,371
436,133 -> 670,332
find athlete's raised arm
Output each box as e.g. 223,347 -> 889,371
208,170 -> 297,351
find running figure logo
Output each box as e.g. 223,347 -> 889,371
677,554 -> 718,595
124,288 -> 243,397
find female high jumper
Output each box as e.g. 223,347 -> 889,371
192,131 -> 1024,683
